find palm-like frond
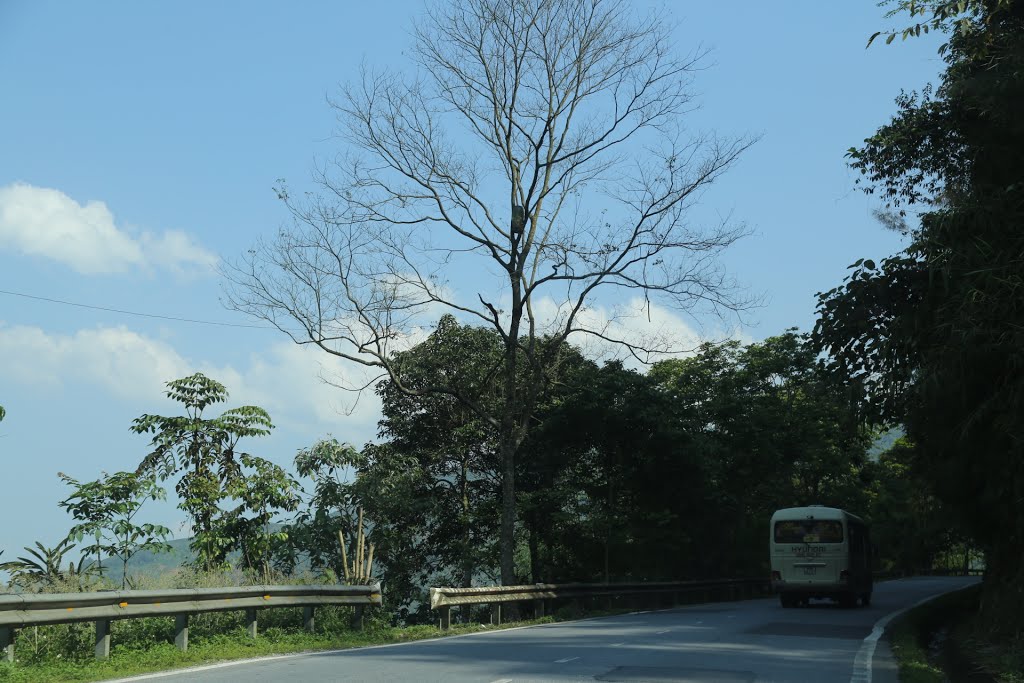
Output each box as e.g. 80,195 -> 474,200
0,538 -> 78,585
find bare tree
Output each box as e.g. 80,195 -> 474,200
225,0 -> 756,586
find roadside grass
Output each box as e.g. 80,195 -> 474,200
886,584 -> 1024,683
954,614 -> 1024,683
0,611 -> 555,683
889,613 -> 946,682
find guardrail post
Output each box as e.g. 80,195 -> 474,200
490,603 -> 501,625
439,606 -> 451,630
303,606 -> 315,633
95,619 -> 111,659
534,598 -> 545,618
1,626 -> 14,663
245,608 -> 258,638
174,614 -> 189,651
350,605 -> 364,630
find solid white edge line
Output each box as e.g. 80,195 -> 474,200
108,598 -> 770,679
104,653 -> 318,682
104,606 -> 676,682
849,584 -> 976,683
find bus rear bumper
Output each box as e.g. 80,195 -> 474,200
772,581 -> 848,599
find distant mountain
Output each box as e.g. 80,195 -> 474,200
104,523 -> 295,583
867,427 -> 904,461
126,536 -> 195,573
90,536 -> 194,584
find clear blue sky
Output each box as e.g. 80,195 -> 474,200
0,1 -> 942,562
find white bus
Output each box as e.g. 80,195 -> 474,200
770,506 -> 873,608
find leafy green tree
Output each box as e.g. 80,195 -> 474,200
344,442 -> 495,622
523,359 -> 710,582
648,332 -> 873,575
338,324 -> 872,605
867,438 -> 961,574
867,0 -> 1014,48
514,331 -> 872,585
277,441 -> 354,579
814,0 -> 1024,633
281,439 -> 361,578
132,373 -> 279,571
296,319 -> 590,620
336,318 -> 507,620
219,454 -> 302,582
58,471 -> 171,588
652,333 -> 872,502
371,318 -> 506,588
736,333 -> 872,507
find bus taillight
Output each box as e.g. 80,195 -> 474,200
839,570 -> 850,583
771,571 -> 781,581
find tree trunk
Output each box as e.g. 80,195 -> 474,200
498,433 -> 521,620
460,454 -> 473,588
499,433 -> 517,586
527,511 -> 541,583
499,260 -> 523,591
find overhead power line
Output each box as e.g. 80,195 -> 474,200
0,288 -> 275,330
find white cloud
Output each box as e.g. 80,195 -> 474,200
0,182 -> 217,275
505,295 -> 710,368
0,322 -> 382,444
0,324 -> 189,396
226,342 -> 384,437
139,230 -> 218,277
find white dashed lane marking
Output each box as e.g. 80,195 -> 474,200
554,656 -> 580,663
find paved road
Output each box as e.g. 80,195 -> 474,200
116,576 -> 977,683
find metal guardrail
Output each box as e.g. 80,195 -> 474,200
429,578 -> 769,629
873,568 -> 984,581
0,583 -> 381,661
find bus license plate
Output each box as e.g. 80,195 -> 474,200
802,567 -> 817,576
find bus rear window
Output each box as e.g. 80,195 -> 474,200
774,520 -> 844,543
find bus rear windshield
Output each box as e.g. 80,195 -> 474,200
774,519 -> 844,544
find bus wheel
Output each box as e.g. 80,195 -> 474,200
780,594 -> 797,608
860,593 -> 872,607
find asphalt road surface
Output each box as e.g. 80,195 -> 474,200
114,576 -> 977,683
